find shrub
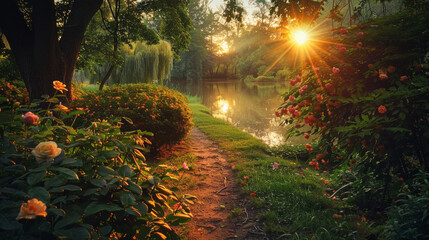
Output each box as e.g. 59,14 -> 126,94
72,83 -> 193,150
278,8 -> 429,210
385,172 -> 429,239
0,89 -> 194,239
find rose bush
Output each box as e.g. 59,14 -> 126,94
278,7 -> 429,212
72,83 -> 193,151
0,84 -> 195,239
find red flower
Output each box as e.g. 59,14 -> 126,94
316,94 -> 323,101
250,193 -> 256,197
378,105 -> 387,114
332,67 -> 340,74
295,123 -> 302,127
281,108 -> 288,115
289,95 -> 296,101
275,111 -> 280,117
340,28 -> 348,34
356,31 -> 364,37
339,47 -> 346,53
299,85 -> 308,94
304,133 -> 310,139
288,106 -> 296,114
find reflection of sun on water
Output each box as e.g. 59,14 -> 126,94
212,97 -> 232,123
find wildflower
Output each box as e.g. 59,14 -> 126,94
289,95 -> 296,101
183,162 -> 189,170
273,162 -> 279,170
332,67 -> 340,74
275,111 -> 280,117
281,108 -> 288,115
299,172 -> 303,175
53,81 -> 68,93
304,133 -> 310,139
333,214 -> 342,219
243,175 -> 249,179
340,28 -> 348,34
378,105 -> 387,114
22,112 -> 39,125
324,180 -> 330,185
295,123 -> 302,127
16,199 -> 47,220
356,31 -> 364,37
400,75 -> 408,82
356,42 -> 363,48
241,181 -> 246,185
250,193 -> 256,197
299,85 -> 308,94
32,141 -> 62,164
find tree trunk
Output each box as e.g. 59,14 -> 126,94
0,0 -> 102,102
99,65 -> 115,90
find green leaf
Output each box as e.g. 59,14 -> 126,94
27,171 -> 46,185
60,158 -> 82,167
54,227 -> 90,239
28,187 -> 50,203
54,213 -> 81,230
99,225 -> 112,236
135,202 -> 148,215
90,179 -> 107,188
84,202 -> 122,216
68,110 -> 85,116
50,185 -> 82,192
101,150 -> 119,159
47,207 -> 65,217
97,166 -> 117,177
52,196 -> 67,205
119,165 -> 132,178
125,181 -> 142,195
51,166 -> 79,180
0,213 -> 21,230
119,191 -> 136,206
125,206 -> 141,217
83,188 -> 101,196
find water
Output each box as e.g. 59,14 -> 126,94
199,79 -> 309,147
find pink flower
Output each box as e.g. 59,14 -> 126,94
356,32 -> 364,37
290,80 -> 297,86
379,73 -> 388,80
22,112 -> 39,125
299,85 -> 308,94
183,162 -> 189,170
340,28 -> 348,34
299,172 -> 304,175
289,95 -> 296,101
273,162 -> 279,170
400,75 -> 408,82
332,67 -> 340,74
295,76 -> 302,82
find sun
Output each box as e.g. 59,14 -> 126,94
294,30 -> 309,45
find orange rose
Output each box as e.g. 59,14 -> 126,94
16,198 -> 47,220
32,141 -> 62,163
378,105 -> 387,114
53,80 -> 68,93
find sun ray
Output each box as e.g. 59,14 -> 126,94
262,43 -> 295,76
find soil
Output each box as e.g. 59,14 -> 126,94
165,127 -> 267,240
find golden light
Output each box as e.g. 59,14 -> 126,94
294,30 -> 309,45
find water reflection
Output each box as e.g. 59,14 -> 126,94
202,79 -> 309,147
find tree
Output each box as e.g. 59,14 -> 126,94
0,0 -> 192,101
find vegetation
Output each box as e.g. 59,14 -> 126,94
0,82 -> 194,239
72,83 -> 193,151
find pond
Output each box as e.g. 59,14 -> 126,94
199,79 -> 310,147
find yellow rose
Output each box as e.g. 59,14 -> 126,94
32,141 -> 62,163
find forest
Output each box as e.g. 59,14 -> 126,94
1,0 -> 428,239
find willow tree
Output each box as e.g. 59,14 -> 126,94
0,0 -> 191,101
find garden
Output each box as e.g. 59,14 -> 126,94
1,0 -> 428,239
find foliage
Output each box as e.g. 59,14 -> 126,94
384,171 -> 429,239
0,89 -> 194,239
278,8 -> 429,212
72,84 -> 193,150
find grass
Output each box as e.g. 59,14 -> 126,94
189,103 -> 365,239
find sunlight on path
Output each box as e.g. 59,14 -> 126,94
182,127 -> 264,240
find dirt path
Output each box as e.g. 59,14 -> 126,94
170,127 -> 265,240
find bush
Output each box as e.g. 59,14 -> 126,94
0,90 -> 194,239
385,172 -> 429,239
278,8 -> 429,210
72,83 -> 193,150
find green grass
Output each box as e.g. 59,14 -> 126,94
189,103 -> 364,239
